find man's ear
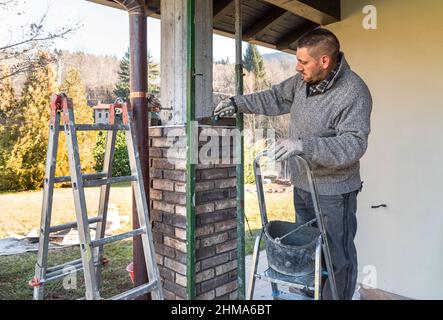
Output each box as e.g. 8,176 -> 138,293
320,55 -> 331,69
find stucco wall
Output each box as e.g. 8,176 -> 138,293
326,0 -> 443,299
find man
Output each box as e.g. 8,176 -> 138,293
213,28 -> 372,300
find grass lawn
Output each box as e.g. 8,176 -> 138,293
0,183 -> 294,300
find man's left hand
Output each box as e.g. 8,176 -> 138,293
268,139 -> 303,161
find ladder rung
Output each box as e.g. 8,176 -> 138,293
54,172 -> 107,183
44,260 -> 101,283
46,258 -> 82,273
91,228 -> 145,248
109,281 -> 158,300
83,175 -> 137,187
74,124 -> 129,131
49,217 -> 102,233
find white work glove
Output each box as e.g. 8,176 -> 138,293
213,99 -> 238,118
268,138 -> 303,161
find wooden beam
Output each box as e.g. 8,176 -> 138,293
213,0 -> 234,23
243,7 -> 288,41
275,20 -> 318,51
263,0 -> 340,25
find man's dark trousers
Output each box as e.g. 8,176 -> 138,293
293,187 -> 359,300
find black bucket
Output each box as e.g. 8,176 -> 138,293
265,220 -> 320,276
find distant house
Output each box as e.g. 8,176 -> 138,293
92,104 -> 111,124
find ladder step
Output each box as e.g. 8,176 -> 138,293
49,217 -> 102,233
46,258 -> 82,273
83,175 -> 137,187
109,281 -> 158,300
74,124 -> 129,131
91,228 -> 145,247
45,260 -> 102,284
54,172 -> 107,184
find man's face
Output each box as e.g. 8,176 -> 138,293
296,47 -> 327,84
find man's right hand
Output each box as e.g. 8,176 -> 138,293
213,99 -> 237,118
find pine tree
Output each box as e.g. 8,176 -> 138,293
113,48 -> 160,100
7,51 -> 58,190
243,43 -> 267,91
0,65 -> 18,191
57,68 -> 97,178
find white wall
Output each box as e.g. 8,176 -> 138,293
327,0 -> 443,299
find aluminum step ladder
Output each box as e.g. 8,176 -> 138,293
30,93 -> 163,300
247,152 -> 338,300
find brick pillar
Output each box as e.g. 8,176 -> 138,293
149,125 -> 238,300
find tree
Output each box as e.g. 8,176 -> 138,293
93,131 -> 130,177
6,51 -> 58,190
56,68 -> 97,178
114,49 -> 160,100
0,1 -> 79,80
0,65 -> 18,191
243,43 -> 267,91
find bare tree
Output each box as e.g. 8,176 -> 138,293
0,0 -> 80,80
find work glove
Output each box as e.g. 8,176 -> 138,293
268,138 -> 303,161
147,94 -> 162,112
213,98 -> 238,118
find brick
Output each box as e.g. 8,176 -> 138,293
228,229 -> 238,240
199,274 -> 229,293
229,269 -> 238,281
196,163 -> 215,169
174,159 -> 187,170
214,219 -> 237,232
164,236 -> 187,253
174,182 -> 186,193
164,257 -> 187,275
152,200 -> 175,214
175,227 -> 186,240
214,199 -> 237,210
215,294 -> 230,300
163,191 -> 186,205
214,178 -> 236,189
175,205 -> 186,216
215,260 -> 237,276
152,158 -> 175,170
196,225 -> 214,237
195,181 -> 214,192
150,189 -> 163,200
149,147 -> 163,158
150,210 -> 163,222
164,280 -> 187,299
163,288 -> 176,300
150,168 -> 163,179
215,280 -> 238,297
159,266 -> 175,281
229,250 -> 238,261
196,290 -> 215,300
165,147 -> 186,159
163,213 -> 187,228
149,127 -> 163,137
201,253 -> 229,270
229,291 -> 238,300
176,273 -> 187,287
196,189 -> 230,203
156,253 -> 163,266
163,169 -> 186,182
200,168 -> 228,180
164,126 -> 186,137
152,137 -> 176,148
156,244 -> 175,258
196,246 -> 215,260
228,167 -> 236,177
152,179 -> 174,191
196,269 -> 215,283
215,239 -> 237,254
153,222 -> 175,237
152,231 -> 163,244
175,250 -> 187,264
196,203 -> 214,214
197,210 -> 228,225
201,233 -> 228,247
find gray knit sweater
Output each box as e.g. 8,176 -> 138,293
232,54 -> 372,195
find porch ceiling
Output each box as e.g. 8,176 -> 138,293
86,0 -> 340,54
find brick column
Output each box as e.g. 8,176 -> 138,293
149,125 -> 238,300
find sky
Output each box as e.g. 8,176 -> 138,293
0,0 -> 279,63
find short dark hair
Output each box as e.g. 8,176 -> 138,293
297,28 -> 340,60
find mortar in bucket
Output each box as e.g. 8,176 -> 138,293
265,220 -> 320,276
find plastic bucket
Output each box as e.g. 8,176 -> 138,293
265,220 -> 320,276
